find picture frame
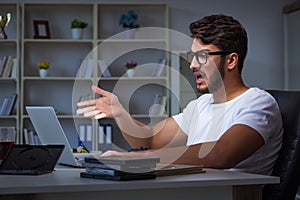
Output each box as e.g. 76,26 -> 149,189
33,20 -> 51,39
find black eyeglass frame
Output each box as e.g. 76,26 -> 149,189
186,50 -> 231,65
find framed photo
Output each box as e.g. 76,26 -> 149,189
33,20 -> 51,39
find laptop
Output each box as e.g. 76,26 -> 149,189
0,144 -> 64,175
26,106 -> 99,167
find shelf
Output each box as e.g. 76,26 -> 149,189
0,2 -> 20,142
23,77 -> 93,81
24,39 -> 94,43
23,114 -> 87,119
98,39 -> 167,43
0,40 -> 18,44
22,76 -> 167,81
0,116 -> 18,120
16,2 -> 169,151
97,76 -> 168,81
0,78 -> 18,81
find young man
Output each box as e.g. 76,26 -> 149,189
76,14 -> 283,175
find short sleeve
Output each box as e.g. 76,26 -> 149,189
172,99 -> 198,136
233,91 -> 282,143
172,94 -> 212,136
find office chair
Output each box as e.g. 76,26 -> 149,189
262,90 -> 300,200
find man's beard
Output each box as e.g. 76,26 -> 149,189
197,57 -> 225,94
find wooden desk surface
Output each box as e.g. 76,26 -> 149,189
0,168 -> 279,195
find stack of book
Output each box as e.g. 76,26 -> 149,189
0,56 -> 17,78
149,94 -> 167,115
80,156 -> 160,181
155,163 -> 205,176
23,128 -> 42,145
0,93 -> 17,116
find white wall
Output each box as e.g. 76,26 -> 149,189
285,9 -> 300,90
19,0 -> 294,90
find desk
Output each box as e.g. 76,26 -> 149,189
0,168 -> 279,200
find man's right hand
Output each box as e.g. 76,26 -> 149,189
76,85 -> 125,119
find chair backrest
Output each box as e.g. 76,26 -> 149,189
263,90 -> 300,200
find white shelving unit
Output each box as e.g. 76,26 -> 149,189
20,2 -> 169,151
0,2 -> 20,143
21,3 -> 95,149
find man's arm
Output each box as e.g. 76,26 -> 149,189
77,85 -> 264,168
112,111 -> 187,149
103,124 -> 264,169
170,124 -> 264,168
76,85 -> 187,149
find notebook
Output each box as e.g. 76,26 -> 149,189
26,106 -> 99,167
0,144 -> 64,175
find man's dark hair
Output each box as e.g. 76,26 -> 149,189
190,14 -> 248,74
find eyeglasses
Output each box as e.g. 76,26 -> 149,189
186,50 -> 230,65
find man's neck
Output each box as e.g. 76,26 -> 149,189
212,78 -> 249,103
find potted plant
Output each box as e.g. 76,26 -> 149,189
37,61 -> 50,77
125,61 -> 137,77
71,19 -> 88,40
119,10 -> 140,39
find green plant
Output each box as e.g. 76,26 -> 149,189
119,10 -> 140,29
71,19 -> 88,29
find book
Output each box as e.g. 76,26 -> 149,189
98,59 -> 111,77
0,56 -> 8,77
0,58 -> 2,76
155,164 -> 205,177
85,167 -> 155,176
84,156 -> 160,166
83,163 -> 204,177
34,132 -> 42,145
10,58 -> 18,78
80,171 -> 156,181
83,156 -> 160,176
2,56 -> 13,78
24,130 -> 41,145
98,125 -> 105,144
105,124 -> 112,144
84,58 -> 94,78
151,58 -> 166,77
158,96 -> 167,115
77,123 -> 93,151
27,130 -> 35,145
0,93 -> 17,116
23,128 -> 29,144
83,161 -> 157,171
85,124 -> 93,150
149,94 -> 167,115
0,97 -> 9,115
3,93 -> 17,115
98,124 -> 113,152
149,94 -> 160,115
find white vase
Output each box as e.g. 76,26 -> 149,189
126,69 -> 135,77
124,28 -> 135,39
72,28 -> 83,39
39,69 -> 48,77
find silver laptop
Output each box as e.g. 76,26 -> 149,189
26,106 -> 95,167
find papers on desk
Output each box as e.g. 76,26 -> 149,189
81,156 -> 159,181
80,155 -> 205,181
156,163 -> 205,176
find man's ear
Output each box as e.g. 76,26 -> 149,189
227,53 -> 238,70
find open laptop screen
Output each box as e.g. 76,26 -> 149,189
26,106 -> 83,167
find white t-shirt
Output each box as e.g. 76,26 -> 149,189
172,87 -> 283,175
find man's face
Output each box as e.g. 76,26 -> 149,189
189,38 -> 226,94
